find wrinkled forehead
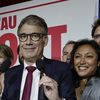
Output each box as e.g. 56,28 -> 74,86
19,24 -> 46,34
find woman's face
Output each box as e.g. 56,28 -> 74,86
74,44 -> 98,78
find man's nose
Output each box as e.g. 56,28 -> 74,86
26,35 -> 32,44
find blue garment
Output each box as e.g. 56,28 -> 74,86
81,77 -> 100,100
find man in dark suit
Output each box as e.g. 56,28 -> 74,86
1,15 -> 76,100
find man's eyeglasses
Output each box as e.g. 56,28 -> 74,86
18,33 -> 46,42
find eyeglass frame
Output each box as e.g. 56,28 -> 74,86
18,32 -> 47,42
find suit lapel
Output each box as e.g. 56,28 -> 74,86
9,65 -> 24,100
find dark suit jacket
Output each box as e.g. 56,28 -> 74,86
1,57 -> 76,100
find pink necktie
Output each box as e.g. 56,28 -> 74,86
22,66 -> 36,100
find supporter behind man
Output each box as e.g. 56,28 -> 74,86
62,40 -> 75,63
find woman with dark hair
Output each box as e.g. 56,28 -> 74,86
71,39 -> 100,100
0,44 -> 13,98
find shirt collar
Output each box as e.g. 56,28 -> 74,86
23,61 -> 36,69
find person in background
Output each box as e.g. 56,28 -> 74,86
62,40 -> 76,86
91,18 -> 100,45
71,39 -> 100,100
0,44 -> 13,99
62,40 -> 75,63
2,15 -> 76,100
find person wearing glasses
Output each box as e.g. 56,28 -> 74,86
91,18 -> 100,46
1,15 -> 76,100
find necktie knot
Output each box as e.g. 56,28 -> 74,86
26,66 -> 36,72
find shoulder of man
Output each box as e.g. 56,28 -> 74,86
5,64 -> 23,75
43,57 -> 71,70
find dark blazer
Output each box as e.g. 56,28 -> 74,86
1,57 -> 76,100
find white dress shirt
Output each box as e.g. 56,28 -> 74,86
20,61 -> 40,100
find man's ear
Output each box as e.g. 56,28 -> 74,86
44,36 -> 48,47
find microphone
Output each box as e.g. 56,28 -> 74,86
36,58 -> 48,100
0,58 -> 11,73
